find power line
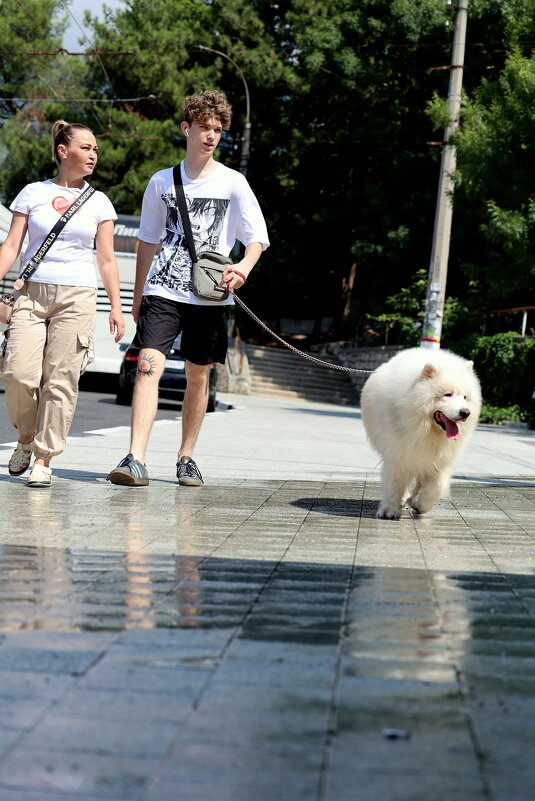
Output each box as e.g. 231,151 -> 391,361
0,49 -> 133,56
57,0 -> 121,106
0,95 -> 160,103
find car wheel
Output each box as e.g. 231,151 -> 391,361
206,391 -> 216,413
116,385 -> 133,406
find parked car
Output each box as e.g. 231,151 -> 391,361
116,334 -> 217,410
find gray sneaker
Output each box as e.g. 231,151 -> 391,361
176,456 -> 204,486
107,453 -> 149,486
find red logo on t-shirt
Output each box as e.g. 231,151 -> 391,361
52,196 -> 75,214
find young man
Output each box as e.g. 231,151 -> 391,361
108,90 -> 269,487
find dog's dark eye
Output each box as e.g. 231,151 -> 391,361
443,392 -> 453,397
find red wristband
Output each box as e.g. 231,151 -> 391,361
231,269 -> 247,284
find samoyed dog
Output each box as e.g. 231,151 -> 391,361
360,348 -> 481,519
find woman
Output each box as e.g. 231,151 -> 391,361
0,120 -> 125,487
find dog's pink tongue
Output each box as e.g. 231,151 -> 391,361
444,418 -> 461,440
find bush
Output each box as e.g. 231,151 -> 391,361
479,403 -> 527,425
455,332 -> 535,427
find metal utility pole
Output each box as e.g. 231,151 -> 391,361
196,45 -> 251,177
421,0 -> 468,349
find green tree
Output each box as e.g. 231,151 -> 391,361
451,49 -> 535,308
0,0 -> 66,119
0,0 -> 88,200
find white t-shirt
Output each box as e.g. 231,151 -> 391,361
10,179 -> 117,288
138,162 -> 269,306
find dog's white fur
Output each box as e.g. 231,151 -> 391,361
360,348 -> 481,519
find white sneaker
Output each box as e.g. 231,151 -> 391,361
27,464 -> 52,488
8,441 -> 33,476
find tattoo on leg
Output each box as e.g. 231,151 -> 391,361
137,352 -> 157,377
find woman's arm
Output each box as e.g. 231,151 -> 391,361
95,219 -> 125,342
0,212 -> 28,281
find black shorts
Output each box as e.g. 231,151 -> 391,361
131,295 -> 230,365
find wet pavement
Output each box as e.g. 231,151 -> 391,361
0,393 -> 534,801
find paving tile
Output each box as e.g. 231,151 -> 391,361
212,655 -> 335,687
186,684 -> 332,747
0,696 -> 56,729
146,744 -> 323,801
0,670 -> 75,698
51,688 -> 193,724
20,715 -> 181,758
0,751 -> 158,799
77,659 -> 213,697
324,771 -> 487,801
0,728 -> 23,754
145,780 -> 318,801
0,792 -> 132,801
0,648 -> 103,675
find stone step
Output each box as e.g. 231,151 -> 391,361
247,384 -> 357,404
250,376 -> 355,394
249,361 -> 352,380
250,374 -> 354,393
245,344 -> 358,405
247,345 -> 341,367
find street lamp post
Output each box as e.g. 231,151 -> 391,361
196,45 -> 251,177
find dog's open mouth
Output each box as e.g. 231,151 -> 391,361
434,411 -> 461,440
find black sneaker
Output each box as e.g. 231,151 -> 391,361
176,456 -> 204,486
107,453 -> 149,486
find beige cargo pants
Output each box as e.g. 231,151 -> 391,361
1,282 -> 96,460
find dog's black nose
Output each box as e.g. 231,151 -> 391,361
459,408 -> 471,421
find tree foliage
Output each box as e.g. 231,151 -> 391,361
452,50 -> 535,305
0,0 -> 88,192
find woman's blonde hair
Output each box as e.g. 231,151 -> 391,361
51,120 -> 94,165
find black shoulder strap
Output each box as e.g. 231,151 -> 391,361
172,164 -> 197,264
19,184 -> 96,284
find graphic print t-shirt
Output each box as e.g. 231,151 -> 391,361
10,179 -> 117,288
138,162 -> 269,306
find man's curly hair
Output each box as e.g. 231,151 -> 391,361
183,90 -> 232,130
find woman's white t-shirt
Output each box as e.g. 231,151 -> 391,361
138,162 -> 269,306
10,179 -> 117,288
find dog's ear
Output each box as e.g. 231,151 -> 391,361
422,363 -> 438,379
465,360 -> 474,370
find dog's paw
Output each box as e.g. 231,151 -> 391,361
411,502 -> 434,515
377,503 -> 401,520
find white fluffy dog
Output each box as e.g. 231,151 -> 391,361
360,348 -> 481,519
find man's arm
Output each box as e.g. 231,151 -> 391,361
132,240 -> 159,323
221,242 -> 263,291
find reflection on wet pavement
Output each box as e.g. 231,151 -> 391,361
0,477 -> 533,800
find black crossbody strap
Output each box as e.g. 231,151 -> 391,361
18,185 -> 96,284
172,164 -> 197,264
